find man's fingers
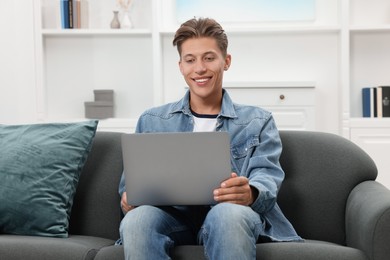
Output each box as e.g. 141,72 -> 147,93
221,176 -> 248,188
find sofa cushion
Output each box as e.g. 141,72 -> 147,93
0,234 -> 114,260
93,241 -> 368,260
0,120 -> 98,237
94,245 -> 125,260
182,241 -> 366,260
256,240 -> 367,260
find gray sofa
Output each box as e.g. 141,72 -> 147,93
1,131 -> 389,260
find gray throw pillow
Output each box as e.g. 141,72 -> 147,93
0,120 -> 98,237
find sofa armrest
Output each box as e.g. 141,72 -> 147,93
346,180 -> 390,260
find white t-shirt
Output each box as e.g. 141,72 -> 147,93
192,110 -> 218,132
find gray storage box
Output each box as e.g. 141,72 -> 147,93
94,90 -> 114,102
84,101 -> 114,119
84,89 -> 115,119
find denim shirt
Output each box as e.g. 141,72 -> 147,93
118,89 -> 302,242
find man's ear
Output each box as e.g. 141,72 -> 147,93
224,54 -> 232,71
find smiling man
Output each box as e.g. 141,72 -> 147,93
118,17 -> 302,260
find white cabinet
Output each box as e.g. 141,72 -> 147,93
350,119 -> 390,189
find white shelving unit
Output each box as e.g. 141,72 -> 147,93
343,0 -> 390,189
33,0 -> 155,132
344,0 -> 390,121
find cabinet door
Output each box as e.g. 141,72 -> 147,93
351,128 -> 390,189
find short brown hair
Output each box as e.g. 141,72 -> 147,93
173,18 -> 228,57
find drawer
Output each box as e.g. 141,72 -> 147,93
269,107 -> 316,130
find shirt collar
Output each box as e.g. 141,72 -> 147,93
171,89 -> 237,119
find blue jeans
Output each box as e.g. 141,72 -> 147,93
119,203 -> 262,260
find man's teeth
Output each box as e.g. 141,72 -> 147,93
195,78 -> 208,82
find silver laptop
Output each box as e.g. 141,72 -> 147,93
121,131 -> 231,206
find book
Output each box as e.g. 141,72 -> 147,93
377,87 -> 383,117
60,0 -> 86,29
68,0 -> 74,29
74,0 -> 81,28
60,0 -> 69,29
72,0 -> 78,29
80,0 -> 89,28
381,86 -> 390,117
362,87 -> 371,118
372,87 -> 377,117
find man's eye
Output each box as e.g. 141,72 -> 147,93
205,56 -> 215,61
185,59 -> 195,63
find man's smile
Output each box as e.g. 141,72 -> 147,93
193,77 -> 212,84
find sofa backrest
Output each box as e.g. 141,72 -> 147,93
278,131 -> 377,245
69,132 -> 123,240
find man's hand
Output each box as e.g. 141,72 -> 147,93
213,173 -> 258,206
121,192 -> 135,214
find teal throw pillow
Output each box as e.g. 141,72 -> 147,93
0,120 -> 98,237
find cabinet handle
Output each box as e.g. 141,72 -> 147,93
279,94 -> 285,100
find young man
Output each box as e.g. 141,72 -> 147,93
118,17 -> 302,259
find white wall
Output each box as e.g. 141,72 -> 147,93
0,1 -> 36,124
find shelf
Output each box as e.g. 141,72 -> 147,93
41,28 -> 152,36
160,25 -> 340,36
349,24 -> 390,32
349,118 -> 390,128
226,25 -> 340,34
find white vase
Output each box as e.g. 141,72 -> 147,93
120,11 -> 133,29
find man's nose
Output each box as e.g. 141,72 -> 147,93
195,61 -> 207,74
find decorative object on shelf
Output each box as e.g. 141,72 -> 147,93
85,90 -> 114,119
380,86 -> 390,117
117,0 -> 133,29
120,11 -> 133,29
110,10 -> 120,29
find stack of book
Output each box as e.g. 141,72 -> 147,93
60,0 -> 89,29
362,86 -> 390,118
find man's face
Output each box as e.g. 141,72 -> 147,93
179,37 -> 231,102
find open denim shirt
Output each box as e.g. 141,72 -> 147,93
119,89 -> 302,242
